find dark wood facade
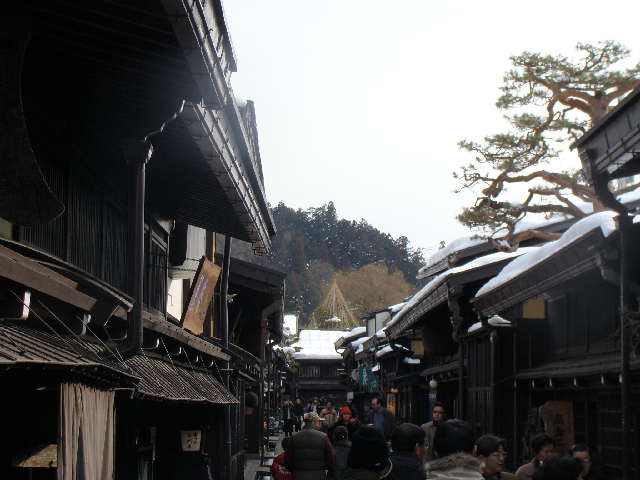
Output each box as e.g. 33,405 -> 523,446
0,2 -> 281,479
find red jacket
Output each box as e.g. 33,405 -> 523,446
271,452 -> 293,480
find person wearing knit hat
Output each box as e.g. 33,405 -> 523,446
344,426 -> 392,480
329,406 -> 360,442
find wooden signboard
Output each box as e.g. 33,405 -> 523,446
180,430 -> 202,452
180,257 -> 221,335
539,400 -> 574,452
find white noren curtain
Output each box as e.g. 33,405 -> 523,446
58,383 -> 115,480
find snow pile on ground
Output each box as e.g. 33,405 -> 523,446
388,247 -> 536,331
475,211 -> 618,298
291,329 -> 348,360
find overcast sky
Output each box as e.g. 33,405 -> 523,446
224,1 -> 640,257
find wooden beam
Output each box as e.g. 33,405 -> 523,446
143,310 -> 230,361
0,246 -> 97,311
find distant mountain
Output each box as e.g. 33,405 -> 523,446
268,202 -> 424,326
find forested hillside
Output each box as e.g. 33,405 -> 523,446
268,202 -> 424,326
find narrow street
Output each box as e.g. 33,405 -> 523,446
1,1 -> 640,480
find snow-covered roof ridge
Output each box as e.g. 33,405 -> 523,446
291,329 -> 348,360
345,326 -> 366,339
389,302 -> 406,313
475,211 -> 618,298
388,247 -> 537,331
419,236 -> 485,275
375,344 -> 409,358
350,336 -> 370,349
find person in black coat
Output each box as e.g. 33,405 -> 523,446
282,400 -> 294,437
331,426 -> 351,480
388,423 -> 426,480
293,397 -> 305,432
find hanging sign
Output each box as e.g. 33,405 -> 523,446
538,401 -> 574,452
180,430 -> 203,452
180,257 -> 221,335
359,366 -> 379,393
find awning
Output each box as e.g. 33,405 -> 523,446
515,352 -> 640,380
0,322 -> 237,405
0,321 -> 137,387
126,353 -> 238,405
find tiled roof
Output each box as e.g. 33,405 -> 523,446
0,321 -> 237,404
127,353 -> 238,405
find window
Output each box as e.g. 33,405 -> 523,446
299,366 -> 320,377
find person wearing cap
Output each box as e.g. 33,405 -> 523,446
426,419 -> 483,480
388,423 -> 426,480
285,411 -> 335,480
344,425 -> 392,480
474,435 -> 517,480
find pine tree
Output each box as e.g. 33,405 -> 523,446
455,41 -> 640,250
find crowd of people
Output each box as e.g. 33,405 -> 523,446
271,398 -> 600,480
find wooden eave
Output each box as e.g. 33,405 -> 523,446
336,331 -> 367,350
387,284 -> 448,340
388,257 -> 516,340
574,87 -> 640,181
175,103 -> 272,253
362,334 -> 383,352
515,352 -> 640,380
473,229 -> 608,316
419,359 -> 461,378
160,0 -> 275,244
144,311 -> 230,361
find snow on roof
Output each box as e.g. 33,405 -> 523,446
291,329 -> 348,360
355,343 -> 364,354
419,236 -> 485,275
476,211 -> 618,298
388,247 -> 536,331
371,364 -> 381,372
618,186 -> 640,204
345,326 -> 366,339
467,322 -> 483,333
375,344 -> 407,358
419,187 -> 640,281
403,357 -> 420,365
350,336 -> 370,349
389,302 -> 406,313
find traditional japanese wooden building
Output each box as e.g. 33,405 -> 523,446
289,329 -> 349,405
0,2 -> 281,479
573,86 -> 640,480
